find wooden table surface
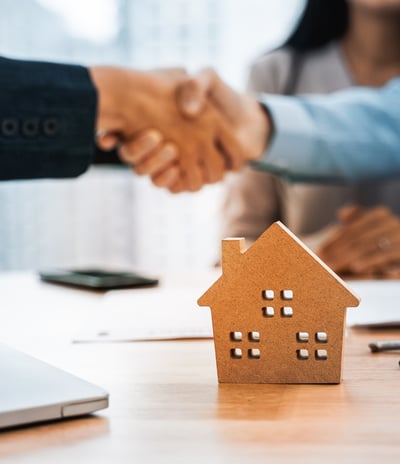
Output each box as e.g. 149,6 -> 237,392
0,272 -> 399,464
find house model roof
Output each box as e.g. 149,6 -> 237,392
198,221 -> 360,309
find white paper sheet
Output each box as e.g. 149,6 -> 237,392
345,280 -> 400,328
74,279 -> 400,343
74,287 -> 213,343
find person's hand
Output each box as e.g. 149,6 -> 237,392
317,205 -> 400,278
177,68 -> 272,161
89,67 -> 246,192
119,68 -> 272,192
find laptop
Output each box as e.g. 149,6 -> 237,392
0,343 -> 108,429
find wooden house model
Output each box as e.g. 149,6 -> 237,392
198,222 -> 360,384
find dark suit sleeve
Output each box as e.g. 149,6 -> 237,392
0,57 -> 97,180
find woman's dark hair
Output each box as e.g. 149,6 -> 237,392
283,0 -> 349,52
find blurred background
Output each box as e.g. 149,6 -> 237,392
0,0 -> 303,272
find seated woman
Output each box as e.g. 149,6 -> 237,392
221,0 -> 400,277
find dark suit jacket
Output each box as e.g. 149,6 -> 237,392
0,57 -> 97,180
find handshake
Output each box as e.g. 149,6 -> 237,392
90,67 -> 272,193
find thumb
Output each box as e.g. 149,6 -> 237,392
201,68 -> 245,121
176,68 -> 244,124
176,68 -> 228,117
176,74 -> 210,118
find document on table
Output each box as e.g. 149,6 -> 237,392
74,287 -> 213,343
74,279 -> 400,343
345,280 -> 400,328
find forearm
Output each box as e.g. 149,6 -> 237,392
252,79 -> 400,183
0,57 -> 97,181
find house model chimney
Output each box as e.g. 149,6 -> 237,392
221,238 -> 245,274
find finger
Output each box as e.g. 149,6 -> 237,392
96,132 -> 120,151
341,206 -> 392,238
324,221 -> 397,274
198,140 -> 225,184
349,227 -> 400,274
383,264 -> 400,279
351,246 -> 400,274
199,68 -> 245,122
119,130 -> 163,165
177,140 -> 205,192
337,204 -> 365,224
177,68 -> 244,122
151,165 -> 180,189
215,116 -> 246,171
352,215 -> 400,247
168,177 -> 186,194
320,206 -> 392,257
176,68 -> 220,118
321,205 -> 365,254
181,165 -> 203,192
336,211 -> 400,265
167,155 -> 202,192
134,143 -> 178,176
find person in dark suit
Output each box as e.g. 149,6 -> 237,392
0,57 -> 96,180
0,57 -> 244,190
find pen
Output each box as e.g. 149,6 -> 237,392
369,341 -> 400,353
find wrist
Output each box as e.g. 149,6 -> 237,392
89,66 -> 132,134
244,98 -> 273,161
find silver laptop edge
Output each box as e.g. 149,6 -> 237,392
0,343 -> 108,429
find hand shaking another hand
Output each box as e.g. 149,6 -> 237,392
91,67 -> 272,193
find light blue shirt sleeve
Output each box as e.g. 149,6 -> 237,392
252,78 -> 400,183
